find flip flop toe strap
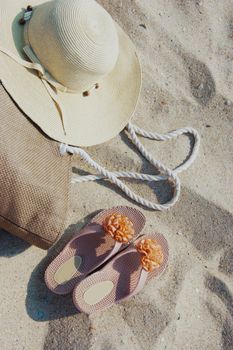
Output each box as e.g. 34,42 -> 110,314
105,241 -> 122,261
130,238 -> 165,297
130,269 -> 149,297
101,213 -> 135,262
82,213 -> 136,270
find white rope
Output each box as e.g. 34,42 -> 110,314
127,123 -> 200,174
60,122 -> 200,211
0,5 -> 200,210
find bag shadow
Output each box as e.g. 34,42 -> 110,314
0,229 -> 30,257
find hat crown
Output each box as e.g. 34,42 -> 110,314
27,0 -> 119,91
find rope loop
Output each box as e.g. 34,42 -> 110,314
60,122 -> 200,211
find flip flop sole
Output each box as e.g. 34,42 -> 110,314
73,232 -> 169,314
45,206 -> 145,294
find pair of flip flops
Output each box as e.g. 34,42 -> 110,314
45,207 -> 169,314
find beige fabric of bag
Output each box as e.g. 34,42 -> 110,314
0,83 -> 72,249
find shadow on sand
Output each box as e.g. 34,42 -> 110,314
0,229 -> 30,257
25,210 -> 101,322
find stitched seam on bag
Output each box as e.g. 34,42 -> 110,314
0,156 -> 72,245
0,213 -> 53,244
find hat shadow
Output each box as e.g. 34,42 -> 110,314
25,210 -> 102,322
0,229 -> 30,257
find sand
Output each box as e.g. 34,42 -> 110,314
0,0 -> 233,349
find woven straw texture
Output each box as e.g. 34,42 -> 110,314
27,0 -> 119,92
0,0 -> 141,147
0,83 -> 72,249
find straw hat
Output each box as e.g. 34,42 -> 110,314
0,0 -> 141,146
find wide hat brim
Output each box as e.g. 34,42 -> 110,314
0,0 -> 141,147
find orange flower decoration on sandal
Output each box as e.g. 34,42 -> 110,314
137,238 -> 164,272
103,214 -> 135,243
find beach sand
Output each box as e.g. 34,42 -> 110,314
0,1 -> 233,349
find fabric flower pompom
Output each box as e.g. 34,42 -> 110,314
103,214 -> 135,243
137,238 -> 164,272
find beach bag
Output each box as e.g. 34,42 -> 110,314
0,80 -> 200,249
0,1 -> 200,250
0,79 -> 200,249
0,83 -> 72,249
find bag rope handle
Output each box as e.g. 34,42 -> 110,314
0,10 -> 200,210
60,122 -> 200,210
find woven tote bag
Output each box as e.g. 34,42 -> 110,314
0,83 -> 72,249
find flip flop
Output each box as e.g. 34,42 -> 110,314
73,232 -> 169,314
45,206 -> 145,294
